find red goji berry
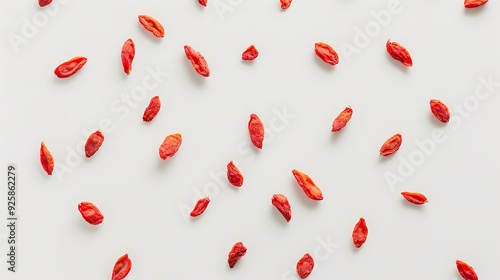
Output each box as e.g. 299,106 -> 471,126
314,42 -> 339,66
78,202 -> 104,225
138,15 -> 164,38
227,161 -> 244,187
242,45 -> 259,60
272,194 -> 292,222
430,99 -> 450,123
379,133 -> 402,156
248,114 -> 264,149
198,0 -> 207,6
121,38 -> 135,75
159,133 -> 182,160
464,0 -> 488,8
143,96 -> 161,122
184,45 -> 210,77
401,192 -> 428,205
280,0 -> 292,9
352,217 -> 368,248
228,242 -> 247,268
85,131 -> 104,158
40,142 -> 54,175
456,260 -> 478,280
296,253 -> 314,279
190,197 -> 210,217
54,56 -> 87,78
292,169 -> 323,200
386,39 -> 412,67
112,254 -> 132,280
38,0 -> 52,7
332,107 -> 353,132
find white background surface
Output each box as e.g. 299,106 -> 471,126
1,0 -> 500,279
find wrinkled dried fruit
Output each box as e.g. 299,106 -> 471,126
332,107 -> 353,132
159,133 -> 182,160
112,254 -> 132,280
401,192 -> 428,205
78,202 -> 104,225
54,56 -> 87,78
121,38 -> 135,75
40,142 -> 54,175
248,114 -> 264,149
242,45 -> 259,60
272,194 -> 291,222
138,15 -> 164,38
85,131 -> 104,158
227,161 -> 244,187
456,260 -> 478,280
184,45 -> 210,77
39,0 -> 52,7
228,242 -> 247,268
464,0 -> 488,8
143,96 -> 161,122
198,0 -> 207,6
190,197 -> 210,217
314,42 -> 339,66
430,99 -> 450,123
280,0 -> 292,9
292,169 -> 323,200
386,40 -> 412,67
379,133 -> 402,156
352,217 -> 368,248
296,253 -> 314,279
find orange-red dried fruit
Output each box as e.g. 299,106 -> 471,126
184,45 -> 210,77
379,133 -> 402,156
121,38 -> 135,75
159,133 -> 182,160
272,194 -> 291,222
138,15 -> 164,38
401,192 -> 428,205
280,0 -> 292,9
332,107 -> 353,132
296,253 -> 314,279
190,197 -> 210,217
40,142 -> 54,175
242,45 -> 259,60
248,114 -> 264,149
85,131 -> 104,158
143,96 -> 161,122
54,56 -> 87,78
352,217 -> 368,248
456,260 -> 478,280
228,242 -> 247,268
227,161 -> 244,187
112,254 -> 132,280
386,39 -> 412,67
78,202 -> 104,225
292,169 -> 323,200
315,42 -> 339,66
464,0 -> 488,8
430,99 -> 450,123
198,0 -> 207,6
39,0 -> 52,7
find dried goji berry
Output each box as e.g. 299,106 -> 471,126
430,99 -> 450,123
314,42 -> 339,66
464,0 -> 488,8
121,38 -> 135,75
190,197 -> 210,217
352,217 -> 368,248
198,0 -> 207,6
159,133 -> 182,160
248,114 -> 264,149
332,107 -> 353,132
272,194 -> 291,222
296,253 -> 314,279
78,202 -> 104,225
85,131 -> 104,158
401,192 -> 428,205
227,161 -> 244,187
184,45 -> 210,77
54,56 -> 87,78
379,133 -> 402,156
228,242 -> 247,268
40,142 -> 54,175
456,260 -> 478,280
292,169 -> 323,200
138,15 -> 164,38
280,0 -> 292,9
242,45 -> 259,60
38,0 -> 52,7
143,96 -> 161,122
386,40 -> 412,67
112,254 -> 132,280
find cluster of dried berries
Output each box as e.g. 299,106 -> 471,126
36,1 -> 483,279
